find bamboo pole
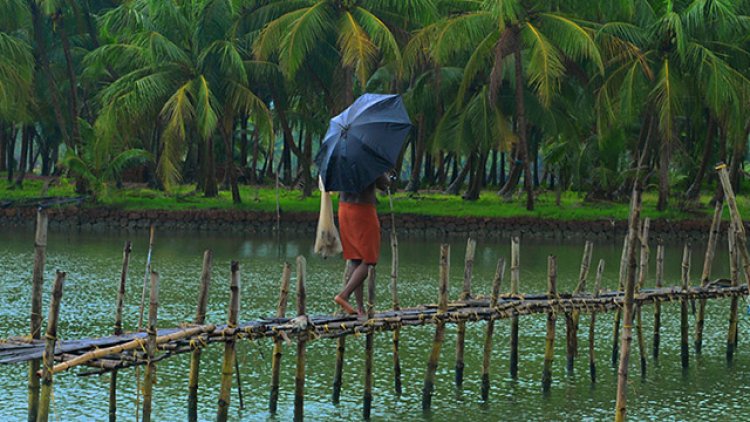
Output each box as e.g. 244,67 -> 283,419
589,259 -> 605,383
363,266 -> 376,420
28,208 -> 48,422
612,236 -> 628,367
653,239 -> 664,360
390,229 -> 402,395
727,223 -> 740,361
217,262 -> 241,422
716,164 -> 750,286
542,256 -> 557,393
188,250 -> 213,421
614,185 -> 642,422
36,271 -> 65,422
635,218 -> 650,377
294,256 -> 307,422
142,271 -> 160,422
455,237 -> 476,388
422,244 -> 450,412
332,261 -> 353,404
135,225 -> 155,421
109,241 -> 132,422
680,244 -> 691,369
567,240 -> 593,373
270,263 -> 291,413
510,236 -> 520,379
481,258 -> 505,401
696,200 -> 723,354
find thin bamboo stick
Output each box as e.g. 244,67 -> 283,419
270,263 -> 291,413
455,237 -> 476,388
635,218 -> 650,377
109,241 -> 132,422
188,250 -> 212,421
510,236 -> 520,379
142,271 -> 160,422
294,256 -> 307,422
390,229 -> 402,395
542,256 -> 557,393
716,164 -> 750,286
589,259 -> 605,383
422,244 -> 450,412
653,239 -> 664,360
363,266 -> 376,419
568,240 -> 593,373
727,223 -> 740,361
36,271 -> 65,422
135,225 -> 155,421
696,200 -> 723,354
28,208 -> 48,422
217,262 -> 241,422
481,258 -> 505,401
612,236 -> 628,367
332,261 -> 352,404
680,244 -> 691,369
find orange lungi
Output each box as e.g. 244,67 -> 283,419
338,202 -> 381,264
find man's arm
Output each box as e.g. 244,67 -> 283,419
375,172 -> 391,191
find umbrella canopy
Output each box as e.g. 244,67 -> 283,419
315,93 -> 412,193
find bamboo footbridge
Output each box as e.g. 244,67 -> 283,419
4,164 -> 750,422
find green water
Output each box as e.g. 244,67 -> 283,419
1,228 -> 749,421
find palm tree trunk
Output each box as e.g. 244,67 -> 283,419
489,149 -> 498,186
686,116 -> 715,200
464,151 -> 489,201
657,136 -> 670,211
446,157 -> 470,195
221,122 -> 241,204
250,126 -> 259,184
500,151 -> 506,185
498,145 -> 522,196
301,130 -> 313,198
513,50 -> 534,210
729,124 -> 749,193
55,14 -> 81,150
15,126 -> 30,188
6,126 -> 15,182
406,115 -> 425,192
0,124 -> 7,173
204,137 -> 219,197
240,117 -> 249,169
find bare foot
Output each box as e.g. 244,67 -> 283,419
334,295 -> 357,315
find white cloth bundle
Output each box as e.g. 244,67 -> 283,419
314,177 -> 342,258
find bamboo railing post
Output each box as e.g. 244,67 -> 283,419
29,208 -> 48,422
455,237 -> 476,388
36,271 -> 65,422
422,244 -> 450,412
217,262 -> 241,422
270,263 -> 292,413
727,224 -> 740,361
567,240 -> 593,373
294,256 -> 307,422
510,236 -> 520,379
390,229 -> 402,395
142,271 -> 160,422
696,200 -> 723,354
109,240 -> 132,422
612,236 -> 628,367
653,240 -> 664,360
542,256 -> 557,393
680,244 -> 691,369
135,225 -> 155,420
332,261 -> 353,404
635,218 -> 650,377
589,259 -> 605,383
481,258 -> 505,401
614,185 -> 642,422
363,266 -> 376,420
187,250 -> 213,421
716,163 -> 750,286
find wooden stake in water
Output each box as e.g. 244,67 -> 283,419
510,236 -> 520,379
29,208 -> 48,422
188,250 -> 213,421
612,236 -> 628,368
481,258 -> 505,401
363,266 -> 376,420
109,241 -> 132,422
270,263 -> 291,413
653,239 -> 664,360
635,218 -> 650,377
332,261 -> 353,404
135,225 -> 155,420
696,200 -> 723,354
422,244 -> 450,412
294,256 -> 307,422
680,244 -> 691,369
716,163 -> 750,286
567,240 -> 593,373
217,262 -> 241,422
142,271 -> 160,422
589,259 -> 605,383
542,256 -> 557,393
455,237 -> 476,388
36,271 -> 65,422
727,224 -> 740,361
390,229 -> 402,395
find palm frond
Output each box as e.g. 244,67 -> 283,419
521,22 -> 565,107
338,11 -> 378,89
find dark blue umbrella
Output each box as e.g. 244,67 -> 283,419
315,93 -> 412,193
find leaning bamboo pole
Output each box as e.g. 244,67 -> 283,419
542,256 -> 557,393
294,256 -> 307,422
390,230 -> 402,395
332,261 -> 353,404
510,236 -> 520,379
422,244 -> 450,412
680,244 -> 691,369
696,200 -> 723,354
217,262 -> 241,422
188,250 -> 213,422
455,237 -> 476,388
270,263 -> 291,413
109,241 -> 132,422
135,225 -> 155,420
567,240 -> 593,373
635,218 -> 650,377
29,208 -> 48,422
36,271 -> 65,422
142,271 -> 160,422
716,164 -> 750,286
653,239 -> 664,360
727,223 -> 740,361
481,258 -> 505,401
363,266 -> 376,420
612,236 -> 628,367
589,259 -> 605,383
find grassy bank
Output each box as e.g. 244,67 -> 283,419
2,177 -> 746,222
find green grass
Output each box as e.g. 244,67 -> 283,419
2,176 -> 747,222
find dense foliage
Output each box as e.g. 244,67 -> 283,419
1,0 -> 749,210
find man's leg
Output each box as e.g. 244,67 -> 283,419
335,261 -> 368,314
